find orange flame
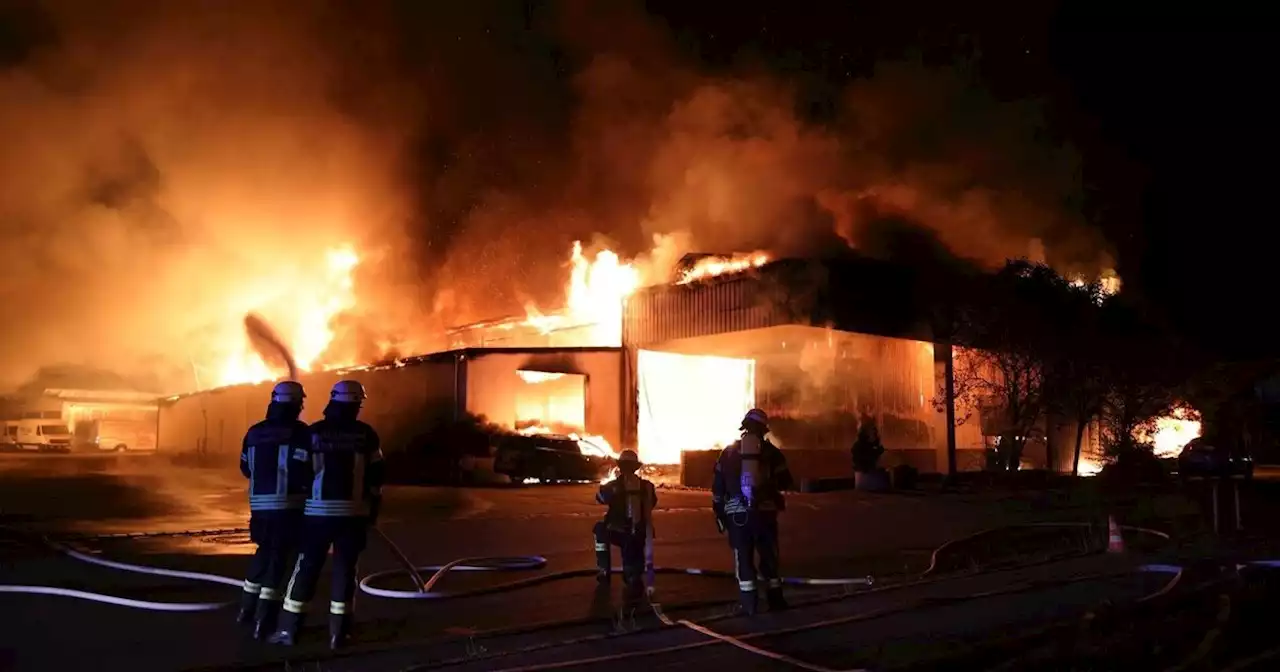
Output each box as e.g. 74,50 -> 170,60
522,241 -> 641,346
677,251 -> 770,285
211,245 -> 359,388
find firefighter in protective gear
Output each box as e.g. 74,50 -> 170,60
268,380 -> 384,650
712,408 -> 794,615
593,450 -> 657,602
237,381 -> 311,639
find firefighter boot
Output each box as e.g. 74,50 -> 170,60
266,610 -> 304,647
738,590 -> 758,616
235,590 -> 258,625
766,587 -> 789,612
252,598 -> 281,640
329,613 -> 352,650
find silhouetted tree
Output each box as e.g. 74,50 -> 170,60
1039,277 -> 1110,475
943,260 -> 1060,471
1094,298 -> 1191,460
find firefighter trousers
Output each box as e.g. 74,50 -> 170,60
593,521 -> 647,587
726,511 -> 781,594
241,510 -> 302,611
281,515 -> 369,619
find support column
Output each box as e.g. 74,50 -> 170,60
933,343 -> 958,476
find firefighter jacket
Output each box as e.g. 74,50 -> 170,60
597,473 -> 657,536
712,435 -> 794,517
294,417 -> 385,518
240,418 -> 313,512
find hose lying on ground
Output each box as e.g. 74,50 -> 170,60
0,526 -> 871,610
0,521 -> 1176,611
0,522 -> 1188,672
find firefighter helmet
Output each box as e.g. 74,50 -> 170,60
330,380 -> 367,404
617,449 -> 640,465
741,408 -> 769,429
271,381 -> 305,404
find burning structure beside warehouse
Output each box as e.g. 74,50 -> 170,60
157,248 -> 1001,484
157,347 -> 624,465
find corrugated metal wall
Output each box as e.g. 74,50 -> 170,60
158,359 -> 457,457
624,275 -> 787,347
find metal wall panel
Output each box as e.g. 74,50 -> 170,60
623,275 -> 787,347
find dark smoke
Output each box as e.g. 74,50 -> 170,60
243,313 -> 297,382
0,0 -> 1117,392
424,3 -> 1116,328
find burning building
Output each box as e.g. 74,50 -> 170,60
156,243 -> 998,484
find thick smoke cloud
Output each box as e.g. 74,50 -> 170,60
0,0 -> 424,391
0,0 -> 1115,392
429,2 -> 1114,329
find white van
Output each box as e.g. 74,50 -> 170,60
73,418 -> 157,452
12,419 -> 73,453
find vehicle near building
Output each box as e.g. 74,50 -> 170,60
493,432 -> 614,483
7,418 -> 74,453
73,418 -> 158,452
1177,436 -> 1254,480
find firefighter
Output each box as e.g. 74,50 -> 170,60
268,380 -> 384,650
593,449 -> 657,602
236,380 -> 311,639
712,408 -> 794,615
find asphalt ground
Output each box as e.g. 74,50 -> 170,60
0,453 -> 1269,671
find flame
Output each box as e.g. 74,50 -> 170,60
1067,269 -> 1122,304
1139,406 -> 1202,458
1077,456 -> 1104,477
636,349 -> 755,464
677,252 -> 770,285
211,245 -> 359,388
516,370 -> 566,384
522,241 -> 641,346
515,424 -> 617,459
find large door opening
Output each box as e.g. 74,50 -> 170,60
637,349 -> 755,464
514,370 -> 586,435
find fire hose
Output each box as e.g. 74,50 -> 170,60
0,526 -> 873,611
0,521 -> 1193,672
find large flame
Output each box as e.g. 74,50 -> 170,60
522,241 -> 641,346
520,240 -> 771,347
210,245 -> 359,388
1140,406 -> 1202,458
677,251 -> 770,285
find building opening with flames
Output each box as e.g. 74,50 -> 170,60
152,242 -> 1179,485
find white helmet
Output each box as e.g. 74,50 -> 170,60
330,380 -> 367,404
271,381 -> 305,404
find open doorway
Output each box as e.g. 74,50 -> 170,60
637,349 -> 755,464
514,370 -> 587,434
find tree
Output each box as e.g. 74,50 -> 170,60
942,260 -> 1060,471
1093,298 -> 1191,461
1039,278 -> 1110,476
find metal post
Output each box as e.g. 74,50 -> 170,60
1234,480 -> 1243,532
941,344 -> 957,477
1211,480 -> 1220,535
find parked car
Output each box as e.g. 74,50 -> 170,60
493,432 -> 613,484
1177,437 -> 1254,480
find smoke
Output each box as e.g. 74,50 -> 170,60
0,0 -> 1117,391
428,2 -> 1114,327
243,313 -> 296,381
0,0 -> 424,390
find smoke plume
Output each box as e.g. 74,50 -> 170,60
428,2 -> 1115,328
0,0 -> 423,390
0,0 -> 1116,392
243,313 -> 297,382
